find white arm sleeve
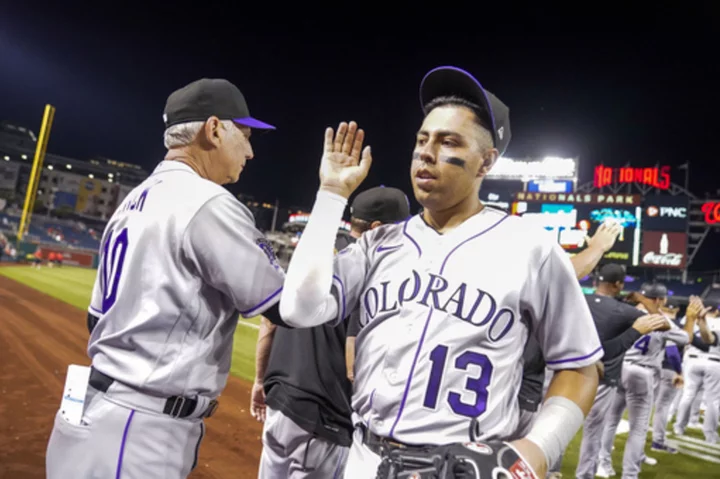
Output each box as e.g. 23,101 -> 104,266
279,189 -> 347,328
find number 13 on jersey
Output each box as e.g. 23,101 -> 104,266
422,344 -> 494,418
99,227 -> 130,313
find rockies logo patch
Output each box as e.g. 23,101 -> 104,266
462,442 -> 493,455
255,237 -> 281,271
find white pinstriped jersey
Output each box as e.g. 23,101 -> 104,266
88,161 -> 284,399
332,207 -> 603,445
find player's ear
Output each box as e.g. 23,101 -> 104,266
202,116 -> 223,148
477,147 -> 499,178
370,220 -> 382,230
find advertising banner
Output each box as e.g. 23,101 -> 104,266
515,192 -> 642,206
526,179 -> 574,193
640,231 -> 687,269
75,178 -> 104,216
701,201 -> 720,226
52,191 -> 78,210
0,162 -> 20,190
642,195 -> 689,232
513,202 -> 641,265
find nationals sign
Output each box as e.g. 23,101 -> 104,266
641,231 -> 687,269
702,201 -> 720,225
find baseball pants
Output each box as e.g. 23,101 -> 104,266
599,363 -> 654,479
675,358 -> 708,433
575,383 -> 617,479
652,369 -> 679,445
46,386 -> 204,479
258,407 -> 348,479
701,360 -> 720,443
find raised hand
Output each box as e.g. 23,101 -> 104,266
319,121 -> 372,199
586,220 -> 622,253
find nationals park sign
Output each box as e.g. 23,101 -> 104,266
514,192 -> 642,206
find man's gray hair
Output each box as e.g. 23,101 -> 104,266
163,119 -> 236,149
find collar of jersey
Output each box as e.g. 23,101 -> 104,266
152,160 -> 198,176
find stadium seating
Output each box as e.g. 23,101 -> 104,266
0,212 -> 101,251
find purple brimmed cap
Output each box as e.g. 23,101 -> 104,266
163,78 -> 275,130
419,66 -> 510,156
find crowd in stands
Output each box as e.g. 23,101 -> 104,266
0,209 -> 101,253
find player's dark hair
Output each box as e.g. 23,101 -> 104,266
424,95 -> 492,132
350,217 -> 372,234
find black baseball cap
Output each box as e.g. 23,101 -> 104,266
640,282 -> 668,299
351,186 -> 411,224
163,78 -> 275,130
597,263 -> 626,284
419,66 -> 511,156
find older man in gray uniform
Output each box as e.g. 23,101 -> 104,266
46,78 -> 290,479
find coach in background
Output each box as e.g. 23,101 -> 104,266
253,186 -> 410,479
46,78 -> 287,479
574,267 -> 671,479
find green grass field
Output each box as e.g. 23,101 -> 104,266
2,264 -> 719,478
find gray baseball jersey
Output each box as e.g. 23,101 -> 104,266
330,207 -> 603,444
623,320 -> 689,369
87,161 -> 285,398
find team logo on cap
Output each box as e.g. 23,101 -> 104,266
497,126 -> 504,140
646,206 -> 659,217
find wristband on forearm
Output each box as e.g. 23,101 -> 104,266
524,396 -> 585,470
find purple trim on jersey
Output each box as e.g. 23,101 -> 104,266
238,287 -> 282,317
89,305 -> 103,316
332,275 -> 346,323
389,308 -> 435,439
439,214 -> 509,275
115,409 -> 135,479
402,218 -> 422,257
545,345 -> 603,365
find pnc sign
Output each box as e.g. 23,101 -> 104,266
702,201 -> 720,225
594,165 -> 671,190
646,205 -> 687,219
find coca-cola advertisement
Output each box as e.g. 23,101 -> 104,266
641,231 -> 687,269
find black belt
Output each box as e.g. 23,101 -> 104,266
687,354 -> 720,363
360,424 -> 426,456
89,367 -> 218,419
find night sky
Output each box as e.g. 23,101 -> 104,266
1,5 -> 717,266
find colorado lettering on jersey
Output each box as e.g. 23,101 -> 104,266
119,180 -> 163,213
362,269 -> 513,341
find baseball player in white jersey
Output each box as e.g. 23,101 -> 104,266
674,300 -> 720,442
278,66 -> 604,479
597,283 -> 694,479
45,78 -> 289,479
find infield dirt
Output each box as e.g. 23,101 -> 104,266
0,274 -> 263,478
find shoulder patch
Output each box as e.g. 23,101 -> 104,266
255,237 -> 281,271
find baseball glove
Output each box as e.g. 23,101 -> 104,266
375,441 -> 537,479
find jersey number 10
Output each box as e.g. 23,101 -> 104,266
100,228 -> 130,313
423,344 -> 494,418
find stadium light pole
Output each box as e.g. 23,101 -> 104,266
18,104 -> 56,242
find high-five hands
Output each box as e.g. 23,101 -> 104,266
319,121 -> 372,199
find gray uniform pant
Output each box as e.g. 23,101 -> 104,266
702,360 -> 720,442
598,363 -> 654,479
651,368 -> 679,444
46,387 -> 204,479
258,406 -> 349,479
675,358 -> 708,433
575,383 -> 617,479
